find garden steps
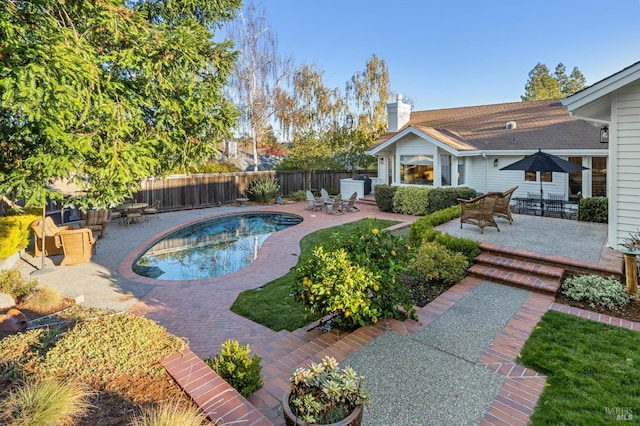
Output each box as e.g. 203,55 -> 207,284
469,251 -> 564,295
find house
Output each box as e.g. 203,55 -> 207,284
562,61 -> 640,250
366,95 -> 607,201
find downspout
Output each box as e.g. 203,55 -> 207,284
482,152 -> 488,193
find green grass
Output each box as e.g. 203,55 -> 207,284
520,310 -> 640,425
230,218 -> 401,331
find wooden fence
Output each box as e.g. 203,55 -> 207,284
134,170 -> 376,212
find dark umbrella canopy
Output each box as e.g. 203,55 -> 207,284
500,149 -> 589,202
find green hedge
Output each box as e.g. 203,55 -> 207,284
393,186 -> 431,215
374,184 -> 397,212
426,187 -> 477,213
577,197 -> 608,223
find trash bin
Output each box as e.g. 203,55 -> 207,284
353,175 -> 372,195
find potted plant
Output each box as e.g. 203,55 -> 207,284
283,356 -> 370,426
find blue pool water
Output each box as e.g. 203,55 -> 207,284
132,212 -> 302,280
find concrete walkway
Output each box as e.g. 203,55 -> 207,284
11,204 -> 634,425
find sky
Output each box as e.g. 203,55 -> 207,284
245,0 -> 640,111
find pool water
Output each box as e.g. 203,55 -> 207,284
133,212 -> 302,280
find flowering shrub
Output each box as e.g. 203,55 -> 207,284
561,275 -> 629,310
295,247 -> 382,328
288,356 -> 370,424
295,220 -> 418,328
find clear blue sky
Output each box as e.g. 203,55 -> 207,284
253,0 -> 640,111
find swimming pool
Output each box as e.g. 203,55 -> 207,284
132,212 -> 303,280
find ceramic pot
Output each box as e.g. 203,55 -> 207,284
282,388 -> 363,426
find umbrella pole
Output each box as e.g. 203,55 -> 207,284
540,179 -> 545,217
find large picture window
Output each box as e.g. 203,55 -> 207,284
400,155 -> 433,185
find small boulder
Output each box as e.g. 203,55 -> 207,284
0,308 -> 28,333
0,293 -> 16,310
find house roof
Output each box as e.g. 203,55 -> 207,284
369,99 -> 604,154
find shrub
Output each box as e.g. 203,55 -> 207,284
0,270 -> 38,300
20,286 -> 65,313
408,205 -> 461,245
295,247 -> 383,329
426,187 -> 476,213
204,339 -> 263,398
393,186 -> 431,215
408,241 -> 469,284
247,177 -> 279,203
577,197 -> 607,223
131,401 -> 208,426
561,275 -> 629,310
289,189 -> 308,202
0,379 -> 93,425
432,233 -> 481,264
373,184 -> 397,212
324,219 -> 416,322
0,213 -> 40,260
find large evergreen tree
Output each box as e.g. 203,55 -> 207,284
522,62 -> 586,101
0,0 -> 241,209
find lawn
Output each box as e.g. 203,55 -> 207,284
520,310 -> 640,425
230,218 -> 400,331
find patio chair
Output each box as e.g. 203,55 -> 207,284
325,194 -> 344,215
320,188 -> 332,203
458,194 -> 500,234
305,190 -> 324,211
343,192 -> 360,212
143,199 -> 161,221
55,228 -> 97,266
30,217 -> 76,257
487,186 -> 518,224
80,209 -> 110,238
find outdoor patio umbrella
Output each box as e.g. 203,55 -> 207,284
500,149 -> 588,210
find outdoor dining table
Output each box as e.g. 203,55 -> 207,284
114,202 -> 148,225
512,197 -> 576,219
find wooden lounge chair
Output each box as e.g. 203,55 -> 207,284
487,186 -> 518,224
325,194 -> 344,215
343,192 -> 360,212
80,209 -> 110,238
305,190 -> 324,211
30,217 -> 76,257
55,228 -> 96,266
458,194 -> 500,234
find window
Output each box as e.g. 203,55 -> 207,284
457,158 -> 465,185
400,155 -> 433,185
440,154 -> 452,186
592,157 -> 607,197
524,171 -> 552,183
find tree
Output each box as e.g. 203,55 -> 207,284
224,1 -> 293,171
522,62 -> 587,101
0,0 -> 241,209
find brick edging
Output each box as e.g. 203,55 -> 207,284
163,348 -> 271,425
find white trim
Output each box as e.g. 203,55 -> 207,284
562,62 -> 640,110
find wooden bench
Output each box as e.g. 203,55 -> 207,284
458,194 -> 500,234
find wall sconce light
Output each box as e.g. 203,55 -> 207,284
380,157 -> 384,164
493,159 -> 499,168
600,126 -> 609,143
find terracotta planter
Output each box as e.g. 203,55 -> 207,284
283,388 -> 363,426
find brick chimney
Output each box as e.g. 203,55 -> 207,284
387,94 -> 412,132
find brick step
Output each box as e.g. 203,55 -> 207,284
475,253 -> 565,279
468,263 -> 561,295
